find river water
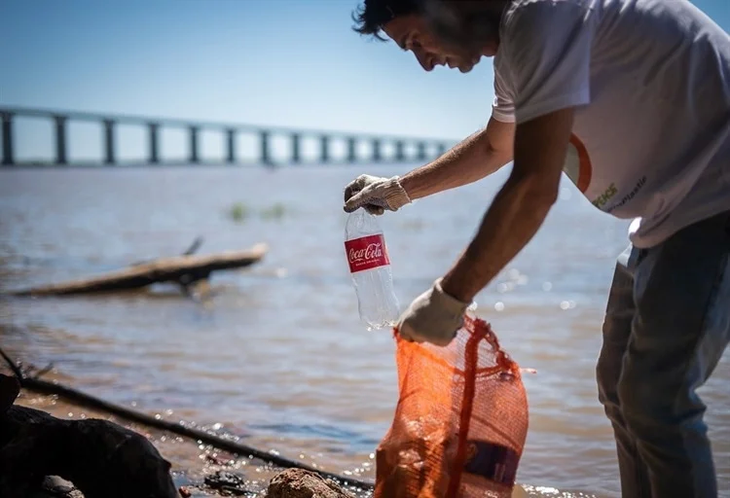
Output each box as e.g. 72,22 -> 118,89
1,166 -> 728,497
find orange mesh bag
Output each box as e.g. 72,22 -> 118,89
375,314 -> 529,498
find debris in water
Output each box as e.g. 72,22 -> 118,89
203,470 -> 251,496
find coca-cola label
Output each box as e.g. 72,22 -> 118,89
345,234 -> 390,273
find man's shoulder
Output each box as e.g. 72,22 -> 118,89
506,0 -> 594,12
502,0 -> 594,29
498,0 -> 598,58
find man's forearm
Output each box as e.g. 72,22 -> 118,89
440,174 -> 557,303
399,119 -> 513,200
438,107 -> 573,303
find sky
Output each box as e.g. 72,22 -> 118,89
1,0 -> 729,163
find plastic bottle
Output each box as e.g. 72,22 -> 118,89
344,209 -> 400,330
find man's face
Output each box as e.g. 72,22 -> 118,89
382,14 -> 491,73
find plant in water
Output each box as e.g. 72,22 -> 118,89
260,202 -> 287,221
228,201 -> 291,223
229,202 -> 250,223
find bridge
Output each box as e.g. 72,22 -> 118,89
0,106 -> 456,167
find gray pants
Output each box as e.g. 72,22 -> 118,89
597,211 -> 730,498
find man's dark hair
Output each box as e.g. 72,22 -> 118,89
352,0 -> 421,40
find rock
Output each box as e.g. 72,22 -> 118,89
29,476 -> 85,498
0,374 -> 179,498
0,375 -> 20,415
266,469 -> 354,498
204,470 -> 246,489
202,470 -> 249,496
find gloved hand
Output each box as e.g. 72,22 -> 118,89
396,278 -> 472,347
343,174 -> 412,215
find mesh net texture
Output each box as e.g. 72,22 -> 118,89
374,314 -> 529,498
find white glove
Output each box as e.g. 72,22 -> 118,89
343,174 -> 412,215
396,278 -> 471,347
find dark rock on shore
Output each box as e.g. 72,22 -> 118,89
0,373 -> 179,498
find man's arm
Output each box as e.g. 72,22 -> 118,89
439,107 -> 574,302
343,117 -> 512,214
399,116 -> 514,200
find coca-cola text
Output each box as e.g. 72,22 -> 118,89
345,234 -> 390,273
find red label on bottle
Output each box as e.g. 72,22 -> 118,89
345,234 -> 390,273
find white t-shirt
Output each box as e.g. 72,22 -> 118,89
491,0 -> 730,248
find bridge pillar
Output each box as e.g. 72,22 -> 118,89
226,128 -> 236,164
148,123 -> 159,164
320,135 -> 329,164
1,112 -> 13,166
395,140 -> 405,162
54,115 -> 68,165
416,142 -> 427,161
372,139 -> 381,163
103,119 -> 115,165
189,126 -> 199,164
347,137 -> 357,163
260,131 -> 271,165
291,133 -> 301,164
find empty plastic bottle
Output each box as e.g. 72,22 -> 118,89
344,209 -> 400,330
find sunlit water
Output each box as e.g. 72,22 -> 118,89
0,166 -> 728,497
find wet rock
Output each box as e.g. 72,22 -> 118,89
203,470 -> 250,496
0,374 -> 20,414
29,476 -> 85,498
266,469 -> 354,498
0,373 -> 179,498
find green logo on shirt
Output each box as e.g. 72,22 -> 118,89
605,176 -> 647,213
592,183 -> 618,208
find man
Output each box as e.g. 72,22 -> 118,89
342,0 -> 730,497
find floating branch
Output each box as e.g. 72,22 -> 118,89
7,243 -> 268,297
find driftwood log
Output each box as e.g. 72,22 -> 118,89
0,374 -> 180,498
7,242 -> 268,297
